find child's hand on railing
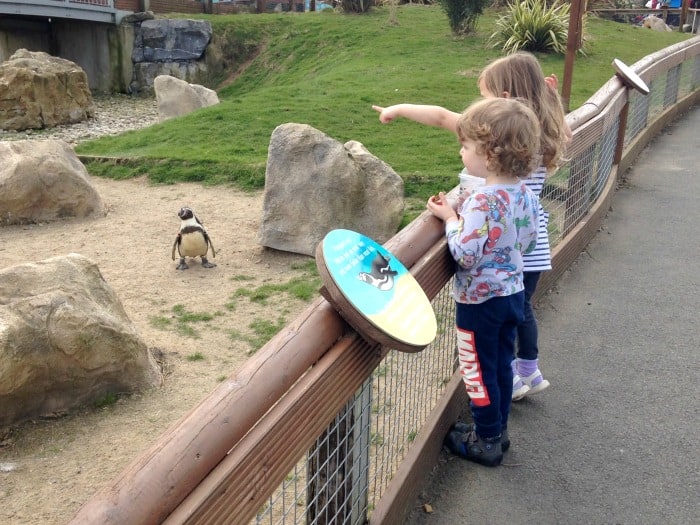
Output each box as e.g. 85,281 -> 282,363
427,192 -> 458,223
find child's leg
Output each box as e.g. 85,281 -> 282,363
498,291 -> 524,428
445,298 -> 521,466
514,271 -> 550,396
455,301 -> 505,439
516,271 -> 541,361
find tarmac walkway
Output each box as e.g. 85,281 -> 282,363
407,105 -> 700,525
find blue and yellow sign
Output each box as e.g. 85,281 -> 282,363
318,229 -> 437,351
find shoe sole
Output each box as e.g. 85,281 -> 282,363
524,379 -> 550,396
512,384 -> 530,401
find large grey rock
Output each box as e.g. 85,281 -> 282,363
128,18 -> 213,95
131,61 -> 209,96
0,254 -> 162,428
0,140 -> 105,226
259,123 -> 405,256
643,15 -> 672,32
154,75 -> 220,122
133,19 -> 212,63
0,49 -> 95,131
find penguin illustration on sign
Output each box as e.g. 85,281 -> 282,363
357,252 -> 398,291
171,207 -> 216,270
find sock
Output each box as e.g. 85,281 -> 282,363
516,358 -> 541,385
511,359 -> 519,377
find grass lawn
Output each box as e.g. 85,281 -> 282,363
76,5 -> 694,220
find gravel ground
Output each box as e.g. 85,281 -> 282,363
0,94 -> 159,145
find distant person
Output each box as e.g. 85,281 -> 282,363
425,97 -> 540,466
372,52 -> 570,402
663,0 -> 682,25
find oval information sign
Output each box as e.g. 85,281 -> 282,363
316,229 -> 437,353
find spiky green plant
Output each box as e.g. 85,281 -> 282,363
489,0 -> 586,55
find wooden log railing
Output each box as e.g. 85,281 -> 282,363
69,36 -> 700,525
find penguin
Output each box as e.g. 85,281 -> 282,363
171,206 -> 216,270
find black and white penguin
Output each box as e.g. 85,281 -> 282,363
171,207 -> 216,270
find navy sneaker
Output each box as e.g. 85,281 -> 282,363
452,422 -> 510,452
444,425 -> 503,467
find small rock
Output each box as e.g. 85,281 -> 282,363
0,462 -> 20,472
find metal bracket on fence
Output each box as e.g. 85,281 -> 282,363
611,58 -> 651,167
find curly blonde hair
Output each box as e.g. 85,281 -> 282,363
456,97 -> 541,180
478,52 -> 568,172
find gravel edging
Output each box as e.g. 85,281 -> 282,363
0,94 -> 159,146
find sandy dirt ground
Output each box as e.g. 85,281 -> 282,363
0,176 -> 312,524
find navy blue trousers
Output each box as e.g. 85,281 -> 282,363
517,271 -> 541,361
455,292 -> 525,439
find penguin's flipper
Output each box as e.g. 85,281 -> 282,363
204,233 -> 216,258
172,235 -> 181,261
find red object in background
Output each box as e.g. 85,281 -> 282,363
652,0 -> 658,7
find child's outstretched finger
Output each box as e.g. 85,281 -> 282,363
371,105 -> 384,113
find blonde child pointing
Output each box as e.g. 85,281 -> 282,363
374,52 -> 570,402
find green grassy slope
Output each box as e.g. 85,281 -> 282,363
77,6 -> 693,211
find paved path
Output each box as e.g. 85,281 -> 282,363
407,106 -> 700,525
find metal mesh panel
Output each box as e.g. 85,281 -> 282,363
648,74 -> 668,124
626,87 -> 652,147
664,64 -> 682,108
592,118 -> 619,203
679,58 -> 697,99
252,284 -> 457,525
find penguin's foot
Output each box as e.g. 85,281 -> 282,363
176,258 -> 189,270
201,257 -> 216,269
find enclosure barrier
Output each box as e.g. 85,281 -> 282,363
69,36 -> 700,525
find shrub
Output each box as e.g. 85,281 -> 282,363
339,0 -> 373,12
488,0 -> 587,55
439,0 -> 489,36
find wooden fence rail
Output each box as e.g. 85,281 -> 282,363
69,36 -> 700,525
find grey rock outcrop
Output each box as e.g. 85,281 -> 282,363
130,18 -> 212,95
259,123 -> 405,256
0,140 -> 105,225
0,254 -> 162,428
643,15 -> 673,32
0,49 -> 95,131
154,75 -> 220,121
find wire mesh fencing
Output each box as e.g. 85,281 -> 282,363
248,42 -> 700,525
253,284 -> 457,524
